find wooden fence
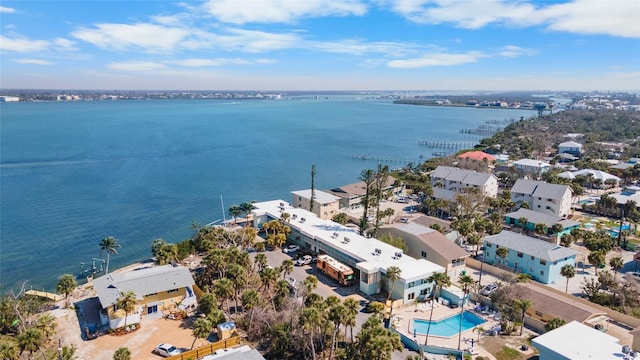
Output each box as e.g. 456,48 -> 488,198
166,336 -> 242,360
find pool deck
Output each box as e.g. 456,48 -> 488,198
391,301 -> 499,360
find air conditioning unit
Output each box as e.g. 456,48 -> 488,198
300,218 -> 306,222
375,248 -> 381,254
292,214 -> 297,219
395,252 -> 402,258
280,202 -> 284,207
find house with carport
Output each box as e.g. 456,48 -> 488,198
377,216 -> 469,277
482,230 -> 577,284
93,264 -> 197,329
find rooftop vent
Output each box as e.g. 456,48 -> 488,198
375,248 -> 382,255
395,252 -> 402,258
280,202 -> 284,207
300,217 -> 306,223
292,214 -> 297,219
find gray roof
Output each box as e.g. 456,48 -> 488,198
382,221 -> 468,261
483,230 -> 578,261
432,187 -> 457,201
558,141 -> 582,148
504,208 -> 579,228
431,166 -> 495,186
511,179 -> 571,200
93,265 -> 195,308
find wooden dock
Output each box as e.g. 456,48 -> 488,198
25,290 -> 63,302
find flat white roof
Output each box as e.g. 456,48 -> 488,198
291,189 -> 340,204
253,200 -> 444,282
532,321 -> 622,359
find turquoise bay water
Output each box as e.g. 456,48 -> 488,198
0,98 -> 536,290
413,311 -> 486,337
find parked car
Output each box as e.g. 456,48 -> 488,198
286,276 -> 298,289
480,283 -> 499,296
282,244 -> 300,254
154,343 -> 181,357
295,255 -> 313,266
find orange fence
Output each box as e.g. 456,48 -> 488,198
166,336 -> 242,360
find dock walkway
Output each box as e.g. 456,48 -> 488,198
25,290 -> 63,302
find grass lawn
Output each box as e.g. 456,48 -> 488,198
480,335 -> 538,360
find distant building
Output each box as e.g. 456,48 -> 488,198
557,141 -> 583,156
483,230 -> 577,284
512,158 -> 552,177
456,151 -> 496,162
557,169 -> 621,187
291,189 -> 340,220
325,176 -> 403,210
511,179 -> 573,217
430,166 -> 499,197
532,321 -> 625,360
0,96 -> 20,102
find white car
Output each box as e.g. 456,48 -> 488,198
480,283 -> 499,296
154,343 -> 181,357
296,255 -> 313,266
286,276 -> 298,289
283,244 -> 300,253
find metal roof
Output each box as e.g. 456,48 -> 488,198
483,230 -> 578,261
511,179 -> 571,200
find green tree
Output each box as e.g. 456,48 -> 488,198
588,250 -> 606,276
259,266 -> 279,295
239,202 -> 254,225
116,290 -> 137,328
300,306 -> 322,360
496,247 -> 508,268
56,274 -> 77,307
513,298 -> 533,336
228,205 -> 243,225
560,264 -> 576,293
358,169 -> 375,235
214,278 -> 234,313
155,243 -> 178,265
424,272 -> 451,346
241,289 -> 260,333
0,340 -> 19,360
113,347 -> 131,360
99,236 -> 120,274
518,217 -> 528,233
332,212 -> 349,225
191,318 -> 212,349
280,259 -> 294,280
17,328 -> 43,357
544,317 -> 566,332
198,292 -> 217,316
35,313 -> 57,341
385,266 -> 402,301
534,223 -> 548,238
352,316 -> 402,360
457,274 -> 476,350
609,256 -> 624,279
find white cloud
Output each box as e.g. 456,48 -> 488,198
167,58 -> 249,67
210,28 -> 302,52
389,0 -> 640,38
0,35 -> 50,52
497,45 -> 536,58
53,38 -> 77,52
107,61 -> 167,71
387,51 -> 485,68
201,0 -> 367,24
72,23 -> 189,52
540,0 -> 640,38
311,38 -> 422,56
14,59 -> 53,65
0,6 -> 16,13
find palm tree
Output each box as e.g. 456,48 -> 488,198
300,307 -> 322,360
496,247 -> 508,269
544,317 -> 566,332
609,256 -> 624,279
588,250 -> 605,275
424,272 -> 451,346
513,298 -> 533,336
56,274 -> 77,307
228,205 -> 242,225
302,275 -> 318,302
518,217 -> 528,233
113,347 -> 131,360
35,313 -> 57,341
457,274 -> 476,350
155,243 -> 178,265
343,298 -> 359,342
116,290 -> 137,328
99,236 -> 120,274
239,202 -> 254,226
17,328 -> 43,357
0,341 -> 19,360
280,259 -> 294,279
259,267 -> 278,295
328,304 -> 347,360
534,223 -> 548,239
198,293 -> 217,316
254,253 -> 267,272
560,264 -> 575,293
241,289 -> 260,333
191,318 -> 212,349
214,279 -> 234,313
386,266 -> 402,301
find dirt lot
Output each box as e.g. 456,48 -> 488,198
480,334 -> 538,360
52,301 -> 200,360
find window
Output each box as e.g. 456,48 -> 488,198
486,252 -> 490,257
420,288 -> 430,295
167,289 -> 178,294
421,251 -> 427,258
540,259 -> 547,265
531,256 -> 534,260
408,293 -> 415,300
485,243 -> 492,248
537,205 -> 541,208
145,292 -> 158,297
553,261 -> 557,265
517,252 -> 523,258
540,270 -> 545,275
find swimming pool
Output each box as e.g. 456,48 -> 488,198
413,311 -> 486,337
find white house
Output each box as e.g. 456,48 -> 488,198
532,321 -> 626,360
513,159 -> 552,177
430,166 -> 499,197
557,141 -> 583,156
511,179 -> 573,217
557,169 -> 621,187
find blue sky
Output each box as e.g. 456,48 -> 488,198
1,0 -> 639,91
